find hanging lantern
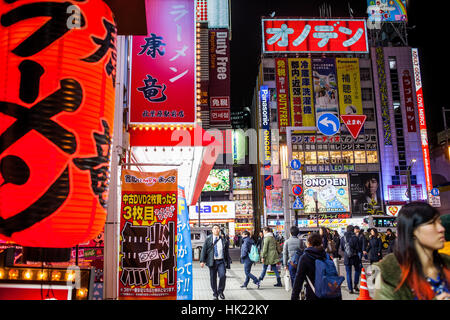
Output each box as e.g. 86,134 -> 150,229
0,0 -> 117,251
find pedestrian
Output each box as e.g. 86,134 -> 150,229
233,234 -> 239,248
319,227 -> 329,252
200,224 -> 232,300
239,230 -> 261,289
256,231 -> 264,254
237,233 -> 243,247
291,232 -> 342,300
331,230 -> 341,273
340,225 -> 361,294
365,227 -> 383,264
385,228 -> 396,254
283,226 -> 302,286
354,226 -> 367,266
258,227 -> 282,287
374,202 -> 450,300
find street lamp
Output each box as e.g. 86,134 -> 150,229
406,158 -> 417,203
280,144 -> 291,240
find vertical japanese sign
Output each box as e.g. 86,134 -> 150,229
129,0 -> 196,124
336,58 -> 363,115
209,29 -> 230,124
119,169 -> 177,300
374,47 -> 392,145
312,58 -> 339,122
260,86 -> 273,189
275,58 -> 290,133
0,0 -> 116,247
402,69 -> 417,132
412,48 -> 433,195
177,186 -> 192,300
288,58 -> 302,127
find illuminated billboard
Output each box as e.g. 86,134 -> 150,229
303,174 -> 350,213
262,19 -> 368,53
202,169 -> 230,192
367,0 -> 407,22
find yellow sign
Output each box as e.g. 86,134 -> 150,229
336,58 -> 363,115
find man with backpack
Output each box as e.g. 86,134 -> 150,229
340,225 -> 362,294
239,231 -> 261,289
291,232 -> 344,300
283,226 -> 303,286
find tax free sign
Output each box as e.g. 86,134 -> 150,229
189,201 -> 235,220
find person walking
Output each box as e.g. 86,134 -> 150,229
258,227 -> 282,287
354,226 -> 367,267
385,228 -> 396,254
319,227 -> 329,252
200,224 -> 232,300
375,202 -> 450,300
365,227 -> 383,264
331,230 -> 341,273
283,226 -> 302,286
239,231 -> 261,289
256,230 -> 264,255
291,232 -> 342,300
340,225 -> 361,294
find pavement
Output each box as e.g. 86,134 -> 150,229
192,248 -> 375,300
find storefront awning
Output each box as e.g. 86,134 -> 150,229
129,126 -> 220,205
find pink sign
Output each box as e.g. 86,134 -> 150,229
402,70 -> 416,132
129,0 -> 196,124
262,19 -> 368,53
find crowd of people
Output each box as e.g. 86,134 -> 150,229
199,202 -> 450,300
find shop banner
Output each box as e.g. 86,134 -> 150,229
288,58 -> 315,130
303,174 -> 350,213
402,69 -> 417,132
129,0 -> 196,124
336,58 -> 363,115
189,201 -> 235,221
412,48 -> 433,195
119,169 -> 178,300
349,173 -> 382,216
177,186 -> 192,300
260,86 -> 273,189
275,58 -> 290,133
374,47 -> 392,145
312,58 -> 340,124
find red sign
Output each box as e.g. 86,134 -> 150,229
262,19 -> 368,53
0,0 -> 116,247
275,58 -> 290,133
210,109 -> 231,123
292,185 -> 303,196
341,115 -> 367,139
129,0 -> 196,124
402,70 -> 416,132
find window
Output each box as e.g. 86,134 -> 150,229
329,151 -> 342,164
293,151 -> 304,164
361,88 -> 373,101
317,151 -> 329,164
354,151 -> 366,164
363,108 -> 375,121
389,57 -> 397,70
263,67 -> 275,81
360,68 -> 371,81
304,151 -> 317,164
367,151 -> 378,163
342,151 -> 354,164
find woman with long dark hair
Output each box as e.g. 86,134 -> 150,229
365,228 -> 383,264
375,202 -> 450,300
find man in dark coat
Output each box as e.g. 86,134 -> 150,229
291,232 -> 342,300
340,225 -> 361,294
240,230 -> 260,289
200,224 -> 231,300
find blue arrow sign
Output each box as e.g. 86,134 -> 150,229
290,159 -> 302,170
317,113 -> 340,136
292,196 -> 304,210
431,188 -> 440,196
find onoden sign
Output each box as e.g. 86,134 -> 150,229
303,174 -> 350,213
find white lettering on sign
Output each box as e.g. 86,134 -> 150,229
216,32 -> 228,80
303,177 -> 347,187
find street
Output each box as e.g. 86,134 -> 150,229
192,248 -> 375,300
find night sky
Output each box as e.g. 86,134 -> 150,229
229,0 -> 446,143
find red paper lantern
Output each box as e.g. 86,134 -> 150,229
0,0 -> 116,248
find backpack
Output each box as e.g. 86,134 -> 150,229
249,244 -> 260,262
306,254 -> 344,299
343,235 -> 357,257
289,248 -> 304,269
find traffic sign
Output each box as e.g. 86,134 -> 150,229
340,115 -> 367,139
431,188 -> 440,196
290,159 -> 302,170
317,113 -> 340,136
292,196 -> 304,210
292,184 -> 303,196
290,170 -> 303,184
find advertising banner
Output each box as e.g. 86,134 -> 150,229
288,58 -> 315,129
129,0 -> 196,124
412,48 -> 433,196
119,169 -> 178,300
388,184 -> 423,202
303,174 -> 350,213
336,58 -> 363,115
233,177 -> 253,190
374,47 -> 392,145
349,173 -> 383,216
202,169 -> 230,192
235,200 -> 254,216
262,19 -> 368,53
177,186 -> 192,300
260,86 -> 273,189
367,0 -> 407,22
189,201 -> 235,221
402,69 -> 417,132
275,58 -> 290,133
209,29 -> 231,124
312,58 -> 340,122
